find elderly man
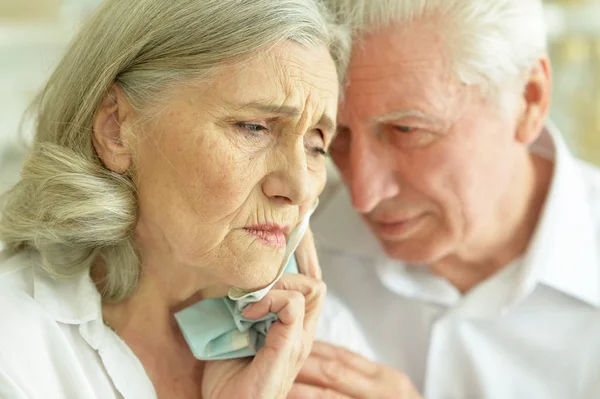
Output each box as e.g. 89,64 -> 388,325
291,0 -> 600,398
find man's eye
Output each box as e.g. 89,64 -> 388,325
394,125 -> 413,133
385,125 -> 436,149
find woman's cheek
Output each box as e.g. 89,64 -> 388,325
209,156 -> 263,203
316,166 -> 328,193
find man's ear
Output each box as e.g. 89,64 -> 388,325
92,85 -> 133,174
515,57 -> 552,145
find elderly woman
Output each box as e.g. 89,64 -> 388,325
0,0 -> 365,398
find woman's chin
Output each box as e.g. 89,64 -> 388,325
232,259 -> 284,292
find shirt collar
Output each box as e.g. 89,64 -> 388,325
31,252 -> 102,324
519,123 -> 600,307
315,123 -> 600,308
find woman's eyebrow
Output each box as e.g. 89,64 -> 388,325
233,101 -> 300,116
233,101 -> 336,136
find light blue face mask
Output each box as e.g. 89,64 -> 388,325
174,202 -> 317,360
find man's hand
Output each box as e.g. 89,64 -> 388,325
289,341 -> 422,399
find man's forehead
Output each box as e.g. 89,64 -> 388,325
338,72 -> 464,126
341,60 -> 453,109
340,27 -> 457,121
349,23 -> 448,71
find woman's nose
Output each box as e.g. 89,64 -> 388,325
261,142 -> 312,206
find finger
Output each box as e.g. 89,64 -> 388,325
242,289 -> 306,326
272,274 -> 326,335
295,354 -> 376,399
245,290 -> 310,395
246,290 -> 307,368
295,228 -> 322,279
273,273 -> 325,297
288,383 -> 353,399
310,341 -> 379,377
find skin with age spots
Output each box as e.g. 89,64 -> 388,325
330,22 -> 552,292
125,42 -> 339,300
93,42 -> 339,399
291,14 -> 554,399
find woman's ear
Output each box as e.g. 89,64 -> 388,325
515,57 -> 552,145
93,85 -> 133,174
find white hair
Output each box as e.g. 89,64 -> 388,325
325,0 -> 548,95
0,0 -> 350,302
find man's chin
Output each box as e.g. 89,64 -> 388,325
380,239 -> 449,265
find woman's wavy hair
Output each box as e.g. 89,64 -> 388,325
0,0 -> 350,302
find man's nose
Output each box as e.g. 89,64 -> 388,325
348,133 -> 400,214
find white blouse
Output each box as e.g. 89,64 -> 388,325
0,251 -> 374,399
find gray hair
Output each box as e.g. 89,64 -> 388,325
325,0 -> 547,97
0,0 -> 350,302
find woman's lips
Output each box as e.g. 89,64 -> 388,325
370,214 -> 426,240
243,224 -> 289,249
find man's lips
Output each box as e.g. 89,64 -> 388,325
369,213 -> 426,239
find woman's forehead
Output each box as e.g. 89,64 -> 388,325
171,43 -> 340,119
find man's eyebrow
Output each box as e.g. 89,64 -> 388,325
373,110 -> 438,124
334,110 -> 437,140
233,101 -> 336,136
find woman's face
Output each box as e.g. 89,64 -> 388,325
128,43 -> 339,293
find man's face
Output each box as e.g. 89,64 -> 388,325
330,23 -> 524,264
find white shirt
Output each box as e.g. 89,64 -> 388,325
312,125 -> 600,399
0,251 -> 373,399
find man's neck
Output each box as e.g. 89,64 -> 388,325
431,152 -> 554,294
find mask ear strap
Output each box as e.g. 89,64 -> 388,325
227,199 -> 319,301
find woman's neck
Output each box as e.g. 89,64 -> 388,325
98,262 -> 206,398
97,257 -> 205,335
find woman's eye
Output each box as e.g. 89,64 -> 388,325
309,147 -> 328,157
236,122 -> 268,135
306,130 -> 327,158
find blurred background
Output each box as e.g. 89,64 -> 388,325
0,0 -> 599,193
